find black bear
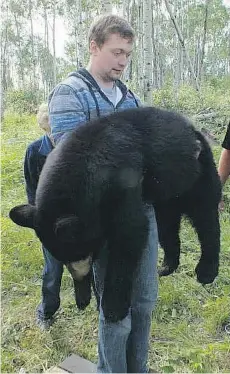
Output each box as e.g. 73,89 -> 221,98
9,106 -> 221,322
156,129 -> 221,280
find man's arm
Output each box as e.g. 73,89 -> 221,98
48,84 -> 88,144
218,122 -> 230,186
218,148 -> 230,186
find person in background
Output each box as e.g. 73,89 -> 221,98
48,14 -> 159,373
218,121 -> 230,210
24,103 -> 64,330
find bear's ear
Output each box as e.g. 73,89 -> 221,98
9,204 -> 36,229
54,215 -> 80,243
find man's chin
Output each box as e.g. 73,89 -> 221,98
103,71 -> 122,82
111,71 -> 122,80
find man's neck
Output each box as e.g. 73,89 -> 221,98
86,63 -> 114,89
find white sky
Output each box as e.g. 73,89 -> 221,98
33,16 -> 68,57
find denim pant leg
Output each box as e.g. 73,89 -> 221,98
37,246 -> 64,319
127,207 -> 158,373
93,205 -> 158,373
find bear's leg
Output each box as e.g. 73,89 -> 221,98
155,202 -> 182,277
102,189 -> 149,322
72,269 -> 92,310
187,204 -> 220,284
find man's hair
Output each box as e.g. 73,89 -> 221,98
37,103 -> 50,133
88,14 -> 135,47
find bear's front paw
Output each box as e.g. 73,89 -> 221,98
75,295 -> 91,310
195,260 -> 219,284
158,259 -> 179,277
102,298 -> 129,322
73,279 -> 91,310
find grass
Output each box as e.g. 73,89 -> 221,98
1,113 -> 230,373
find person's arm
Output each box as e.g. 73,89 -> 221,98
24,147 -> 39,205
218,148 -> 230,186
218,122 -> 230,186
49,84 -> 88,145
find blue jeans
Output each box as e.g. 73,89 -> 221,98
37,246 -> 64,319
93,205 -> 158,373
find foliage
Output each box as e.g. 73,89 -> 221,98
1,0 -> 230,106
5,90 -> 43,114
152,77 -> 230,117
1,107 -> 230,373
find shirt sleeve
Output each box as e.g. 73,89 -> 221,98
222,122 -> 230,150
49,84 -> 88,145
24,147 -> 39,205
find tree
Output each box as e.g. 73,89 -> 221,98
143,0 -> 153,103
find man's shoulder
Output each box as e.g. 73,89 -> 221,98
26,135 -> 52,157
52,72 -> 90,95
26,137 -> 43,152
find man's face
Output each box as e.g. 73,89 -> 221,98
90,33 -> 133,82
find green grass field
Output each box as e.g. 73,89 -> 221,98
1,114 -> 230,373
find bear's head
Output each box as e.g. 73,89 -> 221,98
9,204 -> 99,281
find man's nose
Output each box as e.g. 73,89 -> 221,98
119,55 -> 128,67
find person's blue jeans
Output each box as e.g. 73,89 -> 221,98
37,246 -> 64,319
93,205 -> 158,373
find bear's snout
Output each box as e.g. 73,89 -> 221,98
66,256 -> 92,281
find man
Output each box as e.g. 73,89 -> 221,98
48,14 -> 158,373
218,122 -> 230,187
24,104 -> 64,330
218,122 -> 230,211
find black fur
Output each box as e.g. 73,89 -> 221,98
9,107 -> 221,322
156,131 -> 221,282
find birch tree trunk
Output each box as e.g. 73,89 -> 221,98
13,13 -> 25,88
153,0 -> 163,89
77,0 -> 84,67
44,7 -> 49,50
43,5 -> 49,96
137,0 -> 144,95
28,0 -> 37,90
164,0 -> 200,91
52,1 -> 57,86
197,0 -> 209,84
1,22 -> 9,120
143,0 -> 153,104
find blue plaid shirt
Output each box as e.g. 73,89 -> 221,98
48,68 -> 141,144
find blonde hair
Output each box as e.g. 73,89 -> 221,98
37,103 -> 50,133
88,14 -> 135,48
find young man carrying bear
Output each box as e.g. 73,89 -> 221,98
48,14 -> 158,373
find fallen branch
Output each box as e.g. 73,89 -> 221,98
192,112 -> 218,121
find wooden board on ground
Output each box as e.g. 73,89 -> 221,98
48,367 -> 67,373
57,354 -> 96,373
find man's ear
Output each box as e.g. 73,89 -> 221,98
54,216 -> 80,243
9,204 -> 36,229
89,40 -> 99,55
